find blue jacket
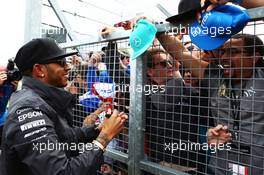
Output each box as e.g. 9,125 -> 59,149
81,66 -> 113,112
0,84 -> 13,126
86,66 -> 113,92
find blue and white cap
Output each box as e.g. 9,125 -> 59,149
189,4 -> 250,50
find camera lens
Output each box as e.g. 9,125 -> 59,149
7,69 -> 22,82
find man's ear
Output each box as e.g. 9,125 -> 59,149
255,52 -> 261,65
32,64 -> 46,78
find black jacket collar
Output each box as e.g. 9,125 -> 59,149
22,76 -> 76,125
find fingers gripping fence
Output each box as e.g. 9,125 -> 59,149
62,6 -> 264,175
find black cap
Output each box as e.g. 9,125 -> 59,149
166,0 -> 201,23
14,38 -> 78,72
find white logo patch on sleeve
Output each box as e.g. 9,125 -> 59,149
20,119 -> 46,132
18,111 -> 43,122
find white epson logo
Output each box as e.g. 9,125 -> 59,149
20,119 -> 46,132
18,111 -> 43,122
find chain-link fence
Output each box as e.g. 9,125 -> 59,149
61,6 -> 264,175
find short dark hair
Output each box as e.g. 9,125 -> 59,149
233,34 -> 264,57
143,47 -> 168,68
233,34 -> 264,66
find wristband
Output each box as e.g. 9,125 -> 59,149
92,140 -> 105,151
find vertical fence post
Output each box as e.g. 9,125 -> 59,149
128,56 -> 146,175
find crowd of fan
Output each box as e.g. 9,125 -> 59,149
1,0 -> 264,175
61,32 -> 264,175
64,43 -> 131,174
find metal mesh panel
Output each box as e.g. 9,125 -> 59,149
65,15 -> 264,175
142,20 -> 264,175
67,39 -> 130,174
144,44 -> 205,174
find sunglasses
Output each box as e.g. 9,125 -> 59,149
152,59 -> 173,68
44,58 -> 67,67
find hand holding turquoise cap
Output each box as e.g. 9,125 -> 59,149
129,19 -> 157,60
